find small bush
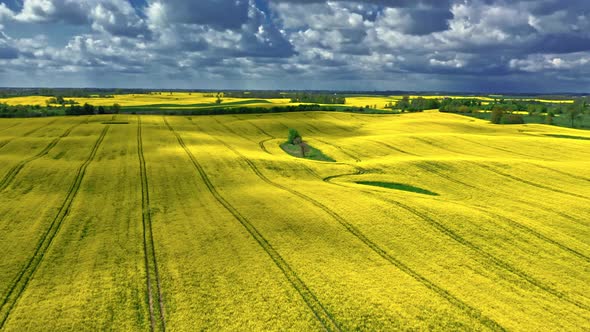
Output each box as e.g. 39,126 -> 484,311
490,109 -> 504,124
502,114 -> 525,124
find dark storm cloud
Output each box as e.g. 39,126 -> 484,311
0,0 -> 589,91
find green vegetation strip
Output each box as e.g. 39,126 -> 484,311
356,181 -> 439,196
280,143 -> 335,162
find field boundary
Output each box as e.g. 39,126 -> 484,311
163,117 -> 342,332
137,117 -> 166,331
0,125 -> 110,328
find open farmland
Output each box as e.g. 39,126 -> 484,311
0,111 -> 589,331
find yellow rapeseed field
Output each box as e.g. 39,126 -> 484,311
0,110 -> 588,331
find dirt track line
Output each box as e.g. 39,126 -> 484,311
0,119 -> 59,152
0,120 -> 84,192
465,205 -> 590,263
163,117 -> 341,332
378,196 -> 590,311
527,163 -> 590,183
370,140 -> 420,156
0,122 -> 21,133
0,125 -> 110,329
417,159 -> 587,224
235,119 -> 276,154
454,136 -> 556,161
201,119 -> 505,331
314,138 -> 362,163
475,163 -> 590,201
137,117 -> 166,332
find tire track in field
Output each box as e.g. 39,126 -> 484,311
0,120 -> 84,192
415,161 -> 586,225
369,140 -> 420,156
235,119 -> 276,154
163,117 -> 342,332
137,117 -> 166,332
321,158 -> 590,265
314,138 -> 362,162
454,136 -> 556,161
474,163 -> 590,202
0,125 -> 110,329
413,137 -> 588,201
374,196 -> 590,312
199,119 -> 505,331
464,204 -> 590,263
0,119 -> 59,152
319,162 -> 590,311
0,122 -> 21,133
527,163 -> 590,183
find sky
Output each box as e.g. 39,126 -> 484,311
0,0 -> 589,92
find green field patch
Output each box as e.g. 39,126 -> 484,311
543,134 -> 590,140
356,181 -> 439,196
280,142 -> 335,162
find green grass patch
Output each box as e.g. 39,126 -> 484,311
280,142 -> 335,162
356,181 -> 439,196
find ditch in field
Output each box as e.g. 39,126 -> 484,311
356,181 -> 439,196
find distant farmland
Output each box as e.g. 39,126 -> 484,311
0,111 -> 589,331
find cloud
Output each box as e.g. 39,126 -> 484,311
146,0 -> 250,30
0,0 -> 589,91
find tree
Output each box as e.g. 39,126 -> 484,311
112,103 -> 121,114
83,103 -> 95,115
545,112 -> 554,125
567,99 -> 585,128
288,128 -> 301,145
215,92 -> 223,104
395,96 -> 411,111
491,107 -> 504,124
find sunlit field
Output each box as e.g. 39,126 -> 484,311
0,111 -> 588,331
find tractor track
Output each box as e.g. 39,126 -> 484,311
0,120 -> 84,192
314,138 -> 362,163
527,163 -> 590,183
137,117 -> 166,332
0,120 -> 57,152
375,196 -> 590,312
415,161 -> 586,225
475,163 -> 590,202
412,137 -> 588,201
163,117 -> 342,332
454,136 -> 556,161
0,125 -> 110,329
198,118 -> 505,331
370,140 -> 420,156
319,161 -> 590,311
0,122 -> 22,133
